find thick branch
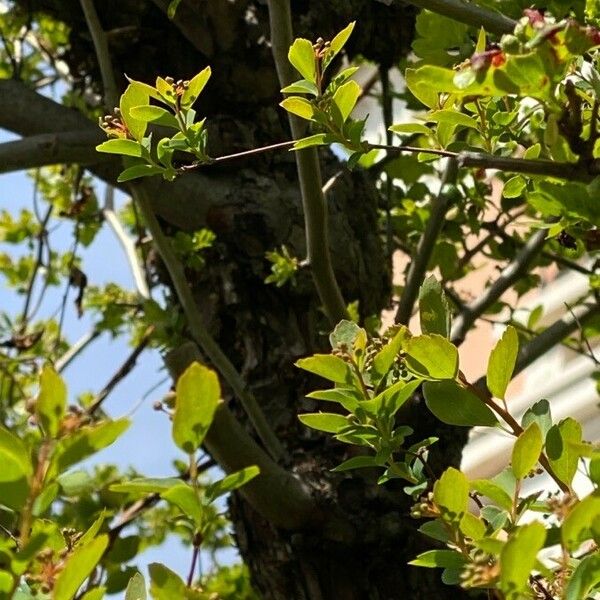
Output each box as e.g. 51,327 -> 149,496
133,184 -> 286,462
377,0 -> 516,35
395,158 -> 458,324
0,131 -> 105,174
165,343 -> 321,531
451,229 -> 547,343
267,0 -> 348,324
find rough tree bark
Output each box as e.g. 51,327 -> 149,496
8,1 -> 475,597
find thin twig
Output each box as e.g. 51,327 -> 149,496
395,157 -> 459,324
87,326 -> 154,415
564,302 -> 599,365
186,545 -> 200,587
55,329 -> 102,372
267,0 -> 347,324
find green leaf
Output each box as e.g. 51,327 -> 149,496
280,97 -> 315,121
36,364 -> 66,438
125,572 -> 146,600
332,80 -> 361,123
389,122 -> 431,135
54,535 -> 109,600
470,479 -> 513,512
503,176 -> 526,198
172,362 -> 220,454
521,399 -> 552,438
32,481 -> 58,516
161,483 -> 203,525
129,106 -> 179,129
323,22 -> 355,71
293,134 -> 330,150
562,491 -> 600,551
0,425 -> 32,510
565,553 -> 600,600
486,326 -> 518,400
364,379 -> 421,419
298,412 -> 348,433
371,328 -> 408,385
419,275 -> 451,338
591,451 -> 600,486
409,549 -> 467,569
166,0 -> 182,18
434,467 -> 469,524
429,110 -> 479,129
295,354 -> 352,384
109,477 -> 182,495
182,66 -> 211,108
329,320 -> 361,350
512,422 -> 543,479
281,80 -> 319,96
49,418 -> 130,477
205,466 -> 260,503
288,38 -> 316,82
404,334 -> 458,380
332,455 -> 382,472
499,522 -> 546,599
546,418 -> 582,487
117,165 -> 164,182
306,388 -> 360,411
423,380 -> 498,427
120,83 -> 149,141
148,563 -> 187,600
418,519 -> 451,543
80,588 -> 106,600
405,66 -> 457,108
460,512 -> 486,540
96,139 -> 143,158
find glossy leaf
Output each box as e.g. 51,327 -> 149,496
205,466 -> 260,503
512,422 -> 543,479
470,479 -> 513,512
54,535 -> 109,600
487,326 -> 518,400
499,522 -> 546,600
148,563 -> 187,600
125,572 -> 147,600
460,512 -> 486,540
110,477 -> 182,495
409,549 -> 467,569
96,139 -> 143,158
433,467 -> 469,524
371,328 -> 408,385
332,455 -> 383,472
0,425 -> 32,510
298,412 -> 348,433
167,0 -> 182,19
546,418 -> 582,487
419,276 -> 450,338
293,134 -> 330,150
161,483 -> 203,525
49,418 -> 130,477
129,106 -> 179,128
117,165 -> 164,182
521,399 -> 552,438
364,379 -> 421,419
288,38 -> 316,82
281,79 -> 319,96
323,22 -> 355,71
36,364 -> 66,438
565,553 -> 600,600
80,588 -> 106,600
280,97 -> 315,121
428,110 -> 478,130
295,354 -> 352,384
120,83 -> 149,141
423,380 -> 498,427
404,334 -> 458,380
332,80 -> 361,123
306,388 -> 360,412
172,362 -> 220,454
562,491 -> 600,551
181,66 -> 211,108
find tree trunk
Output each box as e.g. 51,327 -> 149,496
15,1 -> 476,597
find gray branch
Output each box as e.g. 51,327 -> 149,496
451,229 -> 548,344
377,0 -> 516,35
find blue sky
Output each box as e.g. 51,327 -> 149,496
0,127 -> 236,580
